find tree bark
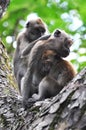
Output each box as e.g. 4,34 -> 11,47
0,0 -> 10,18
0,41 -> 86,130
0,2 -> 86,130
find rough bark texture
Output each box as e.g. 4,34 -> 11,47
0,41 -> 86,130
0,2 -> 86,130
0,0 -> 10,18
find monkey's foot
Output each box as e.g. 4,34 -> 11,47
28,98 -> 36,103
22,99 -> 33,109
32,93 -> 40,100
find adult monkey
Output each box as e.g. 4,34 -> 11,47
13,17 -> 50,93
21,29 -> 76,108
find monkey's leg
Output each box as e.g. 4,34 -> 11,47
21,67 -> 34,108
28,76 -> 63,103
17,70 -> 25,93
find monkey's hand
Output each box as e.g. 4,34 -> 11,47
21,34 -> 51,57
22,96 -> 37,108
32,93 -> 40,100
21,44 -> 33,57
27,93 -> 40,104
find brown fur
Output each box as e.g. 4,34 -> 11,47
13,17 -> 48,92
21,29 -> 76,108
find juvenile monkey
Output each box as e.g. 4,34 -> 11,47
13,17 -> 49,92
21,29 -> 76,107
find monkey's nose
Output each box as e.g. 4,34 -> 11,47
64,38 -> 73,48
67,39 -> 73,47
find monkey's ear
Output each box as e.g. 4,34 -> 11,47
54,29 -> 61,37
37,18 -> 43,24
26,22 -> 30,28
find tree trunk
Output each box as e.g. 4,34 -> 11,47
0,41 -> 86,130
0,0 -> 10,18
0,2 -> 86,130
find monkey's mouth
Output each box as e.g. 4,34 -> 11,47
57,49 -> 70,58
62,49 -> 70,57
64,38 -> 73,48
61,39 -> 73,57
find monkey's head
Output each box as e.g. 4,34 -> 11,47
25,18 -> 47,42
50,29 -> 73,58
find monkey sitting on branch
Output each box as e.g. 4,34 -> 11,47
13,17 -> 50,93
20,29 -> 77,108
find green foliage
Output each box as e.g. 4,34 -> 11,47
0,0 -> 86,71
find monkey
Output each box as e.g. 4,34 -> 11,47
13,17 -> 50,93
21,29 -> 77,107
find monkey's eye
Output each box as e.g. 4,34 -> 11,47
54,29 -> 61,37
26,22 -> 30,28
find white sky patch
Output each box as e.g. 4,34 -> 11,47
13,41 -> 17,48
83,34 -> 86,40
19,20 -> 25,27
77,56 -> 86,62
26,13 -> 38,21
71,39 -> 82,51
71,33 -> 82,51
6,36 -> 12,44
66,52 -> 78,61
3,21 -> 9,27
60,1 -> 68,9
61,13 -> 71,22
61,10 -> 83,31
79,48 -> 86,54
3,31 -> 6,36
69,17 -> 83,31
50,20 -> 55,25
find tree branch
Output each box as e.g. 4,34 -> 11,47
0,41 -> 86,130
0,0 -> 10,18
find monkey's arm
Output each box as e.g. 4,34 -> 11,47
21,66 -> 34,108
21,40 -> 58,107
27,75 -> 63,103
22,34 -> 51,56
21,42 -> 47,107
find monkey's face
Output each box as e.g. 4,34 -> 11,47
26,19 -> 46,42
51,29 -> 73,57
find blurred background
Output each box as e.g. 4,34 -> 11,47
0,0 -> 86,72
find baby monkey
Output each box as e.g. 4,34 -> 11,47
13,17 -> 49,93
21,29 -> 77,107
